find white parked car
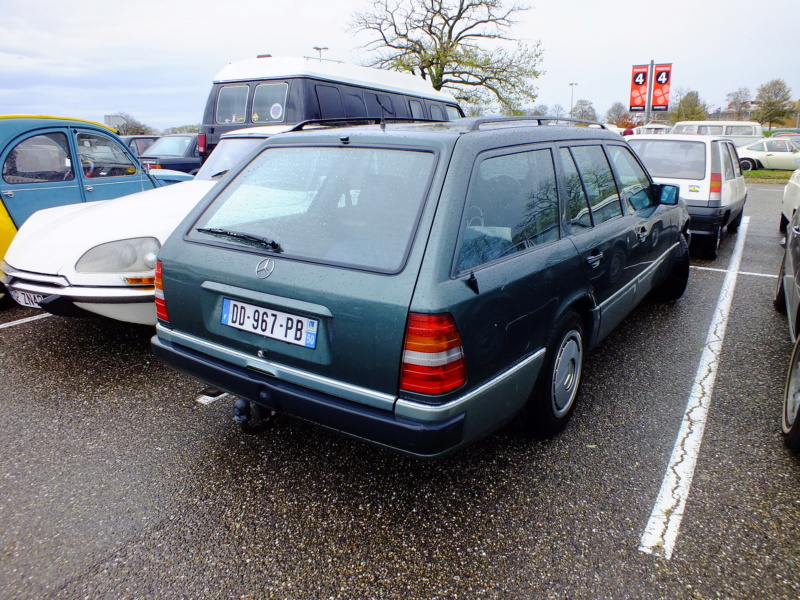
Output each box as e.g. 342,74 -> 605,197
779,169 -> 800,232
628,134 -> 747,259
738,138 -> 800,171
0,126 -> 288,324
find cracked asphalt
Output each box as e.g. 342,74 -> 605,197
1,184 -> 799,599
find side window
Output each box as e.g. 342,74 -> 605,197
365,93 -> 395,117
606,145 -> 658,211
748,142 -> 766,152
344,93 -> 367,117
3,132 -> 74,183
445,105 -> 462,120
75,132 -> 137,178
568,146 -> 622,225
726,126 -> 754,135
216,85 -> 249,124
728,143 -> 743,177
560,148 -> 592,229
457,148 -> 558,271
409,100 -> 424,119
315,84 -> 345,119
430,104 -> 444,121
718,142 -> 736,181
252,83 -> 288,122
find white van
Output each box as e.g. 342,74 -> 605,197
670,120 -> 764,146
629,134 -> 747,259
199,55 -> 464,158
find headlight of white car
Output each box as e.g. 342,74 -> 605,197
76,237 -> 161,273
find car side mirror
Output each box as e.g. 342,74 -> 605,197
658,183 -> 679,205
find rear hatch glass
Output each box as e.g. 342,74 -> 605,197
190,145 -> 436,273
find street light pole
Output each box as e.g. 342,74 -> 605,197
569,83 -> 578,117
312,46 -> 328,60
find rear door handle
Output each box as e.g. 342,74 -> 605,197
85,186 -> 94,192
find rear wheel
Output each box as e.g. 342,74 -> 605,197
780,212 -> 789,233
727,209 -> 744,234
740,158 -> 757,171
782,337 -> 800,452
518,311 -> 584,438
698,225 -> 722,259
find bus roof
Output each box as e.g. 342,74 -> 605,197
213,56 -> 459,104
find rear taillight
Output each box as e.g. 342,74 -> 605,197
197,133 -> 207,155
400,313 -> 466,395
710,172 -> 722,201
154,260 -> 169,322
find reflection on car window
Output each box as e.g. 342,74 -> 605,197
144,135 -> 195,157
75,132 -> 137,179
457,149 -> 559,271
193,146 -> 435,273
2,132 -> 73,183
606,145 -> 657,211
568,146 -> 622,225
216,85 -> 248,124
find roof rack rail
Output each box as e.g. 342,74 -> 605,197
288,117 -> 446,132
463,116 -> 607,132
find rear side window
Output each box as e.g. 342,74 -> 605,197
3,132 -> 73,183
409,100 -> 424,119
315,85 -> 345,119
716,141 -> 736,181
252,83 -> 288,122
726,126 -> 754,135
563,146 -> 622,226
628,139 -> 706,180
192,146 -> 436,273
727,143 -> 743,177
365,93 -> 395,117
216,86 -> 248,124
75,132 -> 138,178
458,148 -> 558,271
698,125 -> 723,135
672,125 -> 694,134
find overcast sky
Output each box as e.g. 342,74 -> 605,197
1,0 -> 797,131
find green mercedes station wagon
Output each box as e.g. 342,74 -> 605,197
152,117 -> 690,458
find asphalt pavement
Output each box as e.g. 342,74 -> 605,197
1,183 -> 798,599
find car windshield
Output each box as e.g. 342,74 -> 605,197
142,135 -> 195,157
191,145 -> 436,273
628,139 -> 706,180
194,137 -> 265,180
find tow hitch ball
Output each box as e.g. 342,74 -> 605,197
232,397 -> 277,434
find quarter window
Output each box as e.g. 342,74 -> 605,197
457,149 -> 559,271
3,132 -> 73,183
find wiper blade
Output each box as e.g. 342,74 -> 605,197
196,227 -> 283,252
210,169 -> 229,179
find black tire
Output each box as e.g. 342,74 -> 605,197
740,158 -> 756,171
654,233 -> 690,301
702,225 -> 722,259
782,337 -> 800,452
519,311 -> 584,438
0,284 -> 14,309
774,254 -> 788,314
779,212 -> 789,233
727,209 -> 744,234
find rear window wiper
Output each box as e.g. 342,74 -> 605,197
195,227 -> 283,253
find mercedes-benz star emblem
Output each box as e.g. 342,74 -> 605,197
255,258 -> 275,279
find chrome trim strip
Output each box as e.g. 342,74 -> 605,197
156,324 -> 397,409
395,347 -> 546,416
596,241 -> 676,312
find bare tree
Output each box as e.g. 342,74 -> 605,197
110,112 -> 157,135
725,87 -> 751,120
550,104 -> 566,119
605,102 -> 628,125
351,0 -> 544,112
570,99 -> 597,121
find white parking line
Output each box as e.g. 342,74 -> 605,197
692,265 -> 776,279
639,217 -> 750,560
0,313 -> 52,330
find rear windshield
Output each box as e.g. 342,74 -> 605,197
628,139 -> 706,180
144,135 -> 195,157
191,146 -> 436,273
194,137 -> 265,180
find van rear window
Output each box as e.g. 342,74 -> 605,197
216,86 -> 248,124
628,139 -> 706,180
253,83 -> 289,122
191,146 -> 436,273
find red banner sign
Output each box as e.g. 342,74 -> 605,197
651,64 -> 672,112
629,65 -> 649,112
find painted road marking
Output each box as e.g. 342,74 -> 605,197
639,217 -> 749,560
0,313 -> 52,330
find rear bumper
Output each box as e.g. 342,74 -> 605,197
151,332 -> 466,457
685,201 -> 744,234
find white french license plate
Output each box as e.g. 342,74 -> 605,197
221,297 -> 318,349
10,290 -> 44,308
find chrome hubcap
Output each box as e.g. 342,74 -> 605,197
552,331 -> 582,417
